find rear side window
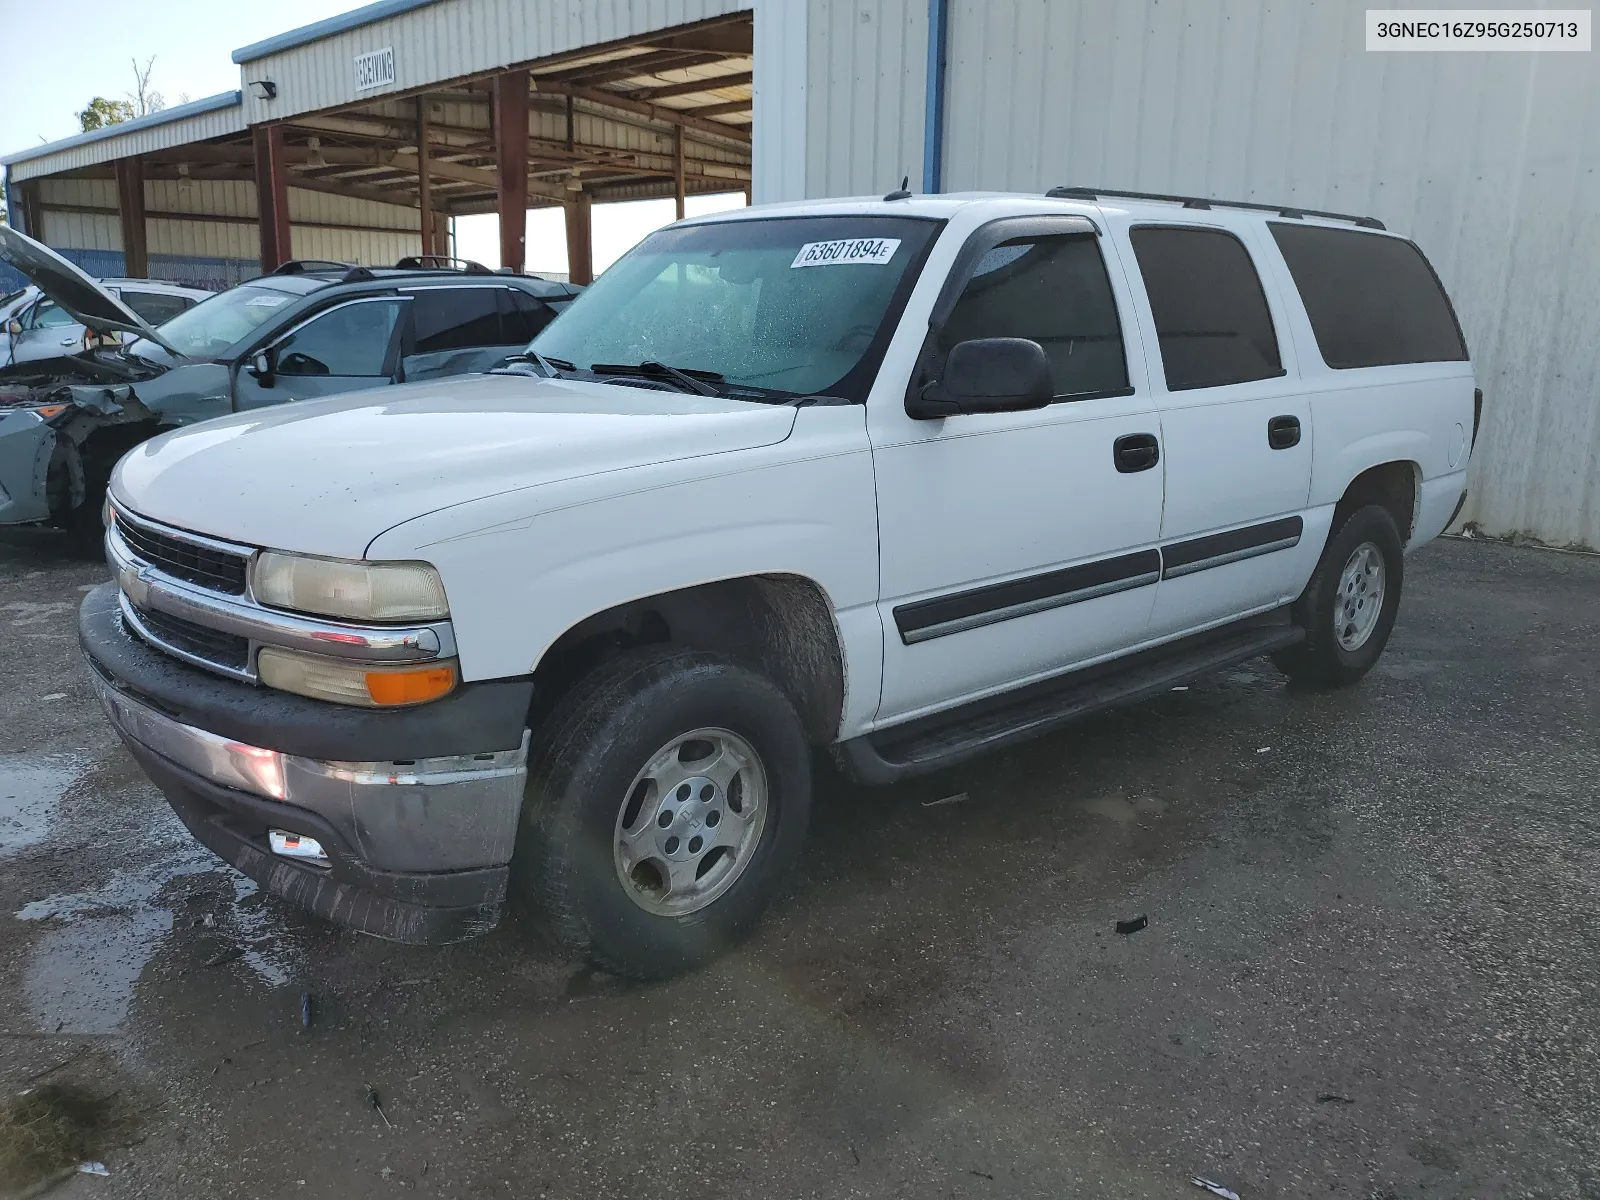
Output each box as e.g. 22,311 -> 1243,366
410,288 -> 503,354
1129,226 -> 1283,391
938,234 -> 1129,400
120,292 -> 192,326
1268,224 -> 1466,368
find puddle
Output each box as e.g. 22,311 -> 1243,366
0,754 -> 84,858
15,809 -> 298,1033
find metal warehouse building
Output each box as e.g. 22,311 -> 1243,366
4,0 -> 1598,548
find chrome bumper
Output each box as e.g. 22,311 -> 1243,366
90,668 -> 530,875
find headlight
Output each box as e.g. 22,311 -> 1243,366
258,646 -> 459,707
251,552 -> 449,622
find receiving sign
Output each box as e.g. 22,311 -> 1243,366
791,238 -> 902,268
354,47 -> 396,91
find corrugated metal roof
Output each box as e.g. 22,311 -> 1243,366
1,92 -> 243,171
232,0 -> 441,64
238,0 -> 750,125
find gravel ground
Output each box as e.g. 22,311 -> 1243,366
1,529 -> 1596,1200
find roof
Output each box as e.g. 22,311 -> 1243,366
232,0 -> 439,64
692,190 -> 1396,235
0,92 -> 242,168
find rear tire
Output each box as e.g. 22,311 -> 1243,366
514,649 -> 812,981
1272,503 -> 1404,686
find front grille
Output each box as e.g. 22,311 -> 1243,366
128,604 -> 251,673
115,513 -> 249,595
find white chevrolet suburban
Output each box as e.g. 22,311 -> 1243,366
80,188 -> 1479,979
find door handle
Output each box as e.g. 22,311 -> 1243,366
1113,432 -> 1160,473
1267,415 -> 1301,449
59,337 -> 77,345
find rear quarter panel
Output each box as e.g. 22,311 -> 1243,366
1252,228 -> 1476,546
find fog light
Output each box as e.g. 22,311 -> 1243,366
269,830 -> 328,862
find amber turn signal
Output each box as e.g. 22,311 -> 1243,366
364,663 -> 458,706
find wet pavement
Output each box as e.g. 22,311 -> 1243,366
2,528 -> 1597,1199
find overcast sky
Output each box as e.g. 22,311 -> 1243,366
0,0 -> 743,274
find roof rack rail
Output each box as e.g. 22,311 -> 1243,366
271,258 -> 356,275
1044,186 -> 1385,231
394,255 -> 493,274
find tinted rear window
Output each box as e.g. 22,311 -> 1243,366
1129,226 -> 1283,391
1268,224 -> 1466,368
410,288 -> 503,353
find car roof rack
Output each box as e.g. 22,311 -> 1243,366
1044,186 -> 1386,230
393,255 -> 494,274
271,258 -> 357,275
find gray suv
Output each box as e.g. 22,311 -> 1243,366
0,228 -> 580,546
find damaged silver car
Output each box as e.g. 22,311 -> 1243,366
0,226 -> 581,549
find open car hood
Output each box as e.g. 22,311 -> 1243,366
0,225 -> 184,358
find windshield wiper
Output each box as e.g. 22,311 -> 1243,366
496,351 -> 573,377
591,360 -> 724,397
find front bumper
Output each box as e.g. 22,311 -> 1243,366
80,583 -> 534,944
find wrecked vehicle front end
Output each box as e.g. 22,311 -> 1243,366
0,356 -> 166,532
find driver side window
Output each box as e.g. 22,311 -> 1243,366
29,301 -> 78,331
274,299 -> 403,377
939,234 -> 1130,402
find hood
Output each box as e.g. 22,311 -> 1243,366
111,373 -> 799,558
0,225 -> 184,358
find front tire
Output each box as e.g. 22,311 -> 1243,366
1272,503 -> 1404,686
514,649 -> 812,981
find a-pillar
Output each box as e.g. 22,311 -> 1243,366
565,193 -> 593,285
112,157 -> 148,278
252,124 -> 292,272
493,70 -> 529,272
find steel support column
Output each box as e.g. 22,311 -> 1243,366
674,125 -> 686,221
112,157 -> 148,278
494,70 -> 530,272
252,124 -> 292,272
417,98 -> 436,257
565,193 -> 592,285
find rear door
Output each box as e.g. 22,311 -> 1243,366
399,286 -> 526,381
233,295 -> 407,411
1109,218 -> 1313,638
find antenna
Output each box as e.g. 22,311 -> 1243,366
883,175 -> 913,202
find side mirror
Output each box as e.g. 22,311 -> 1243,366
245,348 -> 275,387
5,319 -> 20,336
906,337 -> 1054,420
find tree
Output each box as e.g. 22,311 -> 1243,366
128,56 -> 164,118
78,96 -> 135,132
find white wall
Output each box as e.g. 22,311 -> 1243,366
802,0 -> 1600,548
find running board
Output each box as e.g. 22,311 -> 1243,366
837,611 -> 1304,784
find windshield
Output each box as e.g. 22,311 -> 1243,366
531,215 -> 941,400
133,282 -> 300,359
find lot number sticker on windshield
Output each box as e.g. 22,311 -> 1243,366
791,238 -> 902,268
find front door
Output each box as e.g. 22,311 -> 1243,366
1109,220 -> 1314,639
870,218 -> 1165,724
233,296 -> 406,411
9,298 -> 84,365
